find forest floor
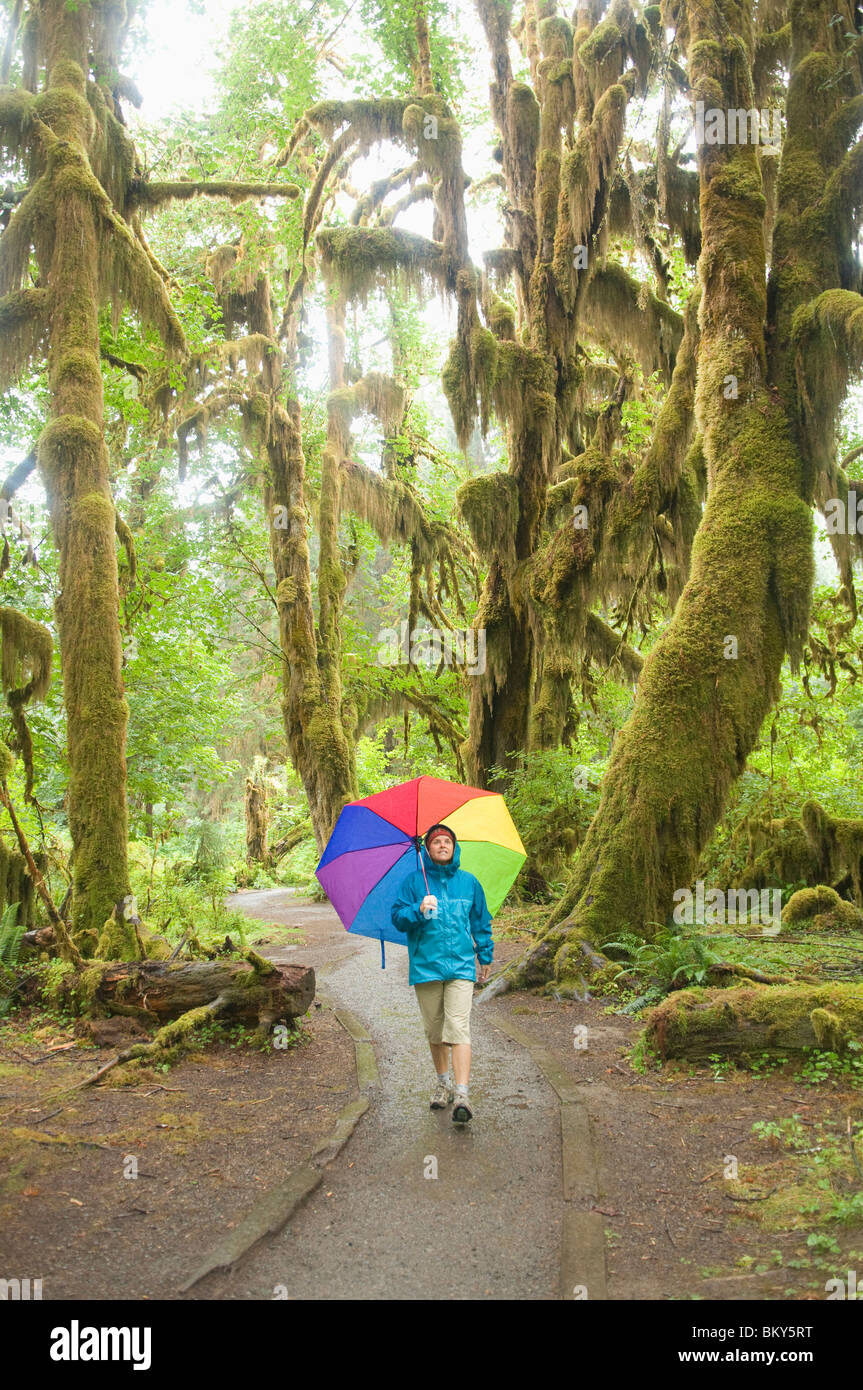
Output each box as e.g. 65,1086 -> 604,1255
1,893 -> 861,1299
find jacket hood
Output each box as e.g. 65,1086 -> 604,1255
419,841 -> 461,875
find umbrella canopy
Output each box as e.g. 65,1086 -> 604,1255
315,776 -> 526,960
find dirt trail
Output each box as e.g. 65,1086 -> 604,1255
202,889 -> 564,1299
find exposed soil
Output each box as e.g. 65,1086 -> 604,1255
2,894 -> 861,1301
0,987 -> 357,1298
487,982 -> 863,1300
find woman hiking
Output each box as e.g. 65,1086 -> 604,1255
391,823 -> 493,1123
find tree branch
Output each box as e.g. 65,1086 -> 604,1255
129,179 -> 301,210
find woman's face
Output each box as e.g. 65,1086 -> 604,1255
428,832 -> 454,863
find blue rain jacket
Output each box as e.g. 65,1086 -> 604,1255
391,842 -> 493,986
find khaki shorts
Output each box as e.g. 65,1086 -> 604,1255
414,979 -> 475,1046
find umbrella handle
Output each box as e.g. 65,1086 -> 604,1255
415,837 -> 431,894
380,932 -> 385,969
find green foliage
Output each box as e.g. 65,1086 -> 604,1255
489,746 -> 603,887
792,1041 -> 863,1090
605,925 -> 722,992
0,901 -> 23,965
354,0 -> 466,102
0,901 -> 24,1016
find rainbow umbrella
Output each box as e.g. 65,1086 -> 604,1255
315,776 -> 526,967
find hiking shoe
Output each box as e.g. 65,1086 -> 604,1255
430,1079 -> 453,1109
452,1095 -> 473,1123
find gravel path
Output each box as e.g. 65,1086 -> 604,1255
218,889 -> 563,1299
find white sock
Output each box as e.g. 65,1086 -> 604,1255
454,1082 -> 469,1097
437,1071 -> 451,1085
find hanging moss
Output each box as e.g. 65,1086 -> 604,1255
579,262 -> 683,380
85,83 -> 137,213
576,17 -> 626,102
791,290 -> 863,499
134,180 -> 300,211
654,158 -> 702,264
562,82 -> 628,259
316,226 -> 452,304
487,293 -> 516,339
470,323 -> 498,434
506,81 -> 540,198
327,371 -> 406,451
492,341 -> 557,454
0,86 -> 34,160
401,102 -> 463,183
0,174 -> 50,300
0,287 -> 50,391
801,800 -> 863,907
0,606 -> 52,703
306,97 -> 413,146
0,739 -> 15,780
738,813 -> 820,891
484,247 -> 519,282
340,463 -> 435,563
457,474 -> 519,567
442,339 -> 473,448
217,332 -> 274,379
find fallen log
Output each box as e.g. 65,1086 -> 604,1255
34,951 -> 316,1093
643,982 -> 863,1061
38,951 -> 315,1034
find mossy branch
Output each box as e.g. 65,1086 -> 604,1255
114,510 -> 136,583
129,180 -> 301,209
66,996 -> 231,1092
306,97 -> 414,145
583,611 -> 643,683
0,447 -> 36,501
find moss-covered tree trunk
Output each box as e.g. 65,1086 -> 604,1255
3,1 -> 301,955
30,1 -> 131,937
229,260 -> 356,850
244,770 -> 269,866
514,0 -> 863,989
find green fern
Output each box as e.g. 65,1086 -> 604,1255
0,901 -> 24,966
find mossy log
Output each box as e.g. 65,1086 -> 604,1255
47,957 -> 315,1033
644,983 -> 863,1061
